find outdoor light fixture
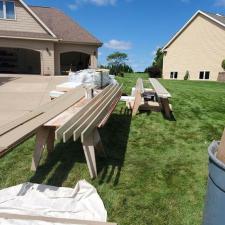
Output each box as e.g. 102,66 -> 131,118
46,47 -> 51,56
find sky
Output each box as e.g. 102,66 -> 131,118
26,0 -> 225,72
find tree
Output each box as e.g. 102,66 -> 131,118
144,67 -> 150,73
222,59 -> 225,71
146,66 -> 162,78
146,48 -> 164,78
107,52 -> 128,75
152,48 -> 164,70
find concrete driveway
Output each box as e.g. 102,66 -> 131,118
0,75 -> 67,127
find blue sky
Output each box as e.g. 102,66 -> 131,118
27,0 -> 225,71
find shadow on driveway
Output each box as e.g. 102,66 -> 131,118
0,77 -> 19,86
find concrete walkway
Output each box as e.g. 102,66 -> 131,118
0,75 -> 67,127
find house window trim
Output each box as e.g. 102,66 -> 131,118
170,71 -> 178,79
0,0 -> 16,21
199,70 -> 210,80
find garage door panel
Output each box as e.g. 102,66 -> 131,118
0,48 -> 41,75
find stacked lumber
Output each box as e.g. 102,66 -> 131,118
0,87 -> 86,156
55,84 -> 122,143
51,84 -> 123,178
149,78 -> 172,118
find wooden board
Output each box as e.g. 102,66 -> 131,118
0,87 -> 85,156
98,94 -> 121,128
132,78 -> 144,116
73,85 -> 121,142
149,78 -> 171,98
55,85 -> 113,142
0,213 -> 117,225
45,98 -> 89,128
0,87 -> 85,136
217,129 -> 225,163
80,86 -> 122,142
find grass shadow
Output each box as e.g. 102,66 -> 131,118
162,111 -> 176,121
30,140 -> 86,186
97,109 -> 132,186
30,109 -> 131,187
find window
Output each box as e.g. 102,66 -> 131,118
6,1 -> 15,19
199,71 -> 210,80
170,72 -> 178,79
0,1 -> 3,18
0,1 -> 15,20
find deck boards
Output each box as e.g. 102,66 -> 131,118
55,85 -> 113,142
149,78 -> 171,98
0,87 -> 85,155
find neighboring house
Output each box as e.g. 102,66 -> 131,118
0,0 -> 102,75
162,10 -> 225,81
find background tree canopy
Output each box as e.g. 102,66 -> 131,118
104,52 -> 133,76
145,48 -> 164,78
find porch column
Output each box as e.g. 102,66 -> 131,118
40,44 -> 55,76
90,54 -> 97,69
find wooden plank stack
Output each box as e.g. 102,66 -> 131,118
0,84 -> 122,179
0,86 -> 85,156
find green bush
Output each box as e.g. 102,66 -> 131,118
222,59 -> 225,71
147,66 -> 162,78
184,71 -> 190,80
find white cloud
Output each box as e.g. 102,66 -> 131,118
104,39 -> 132,50
68,0 -> 117,10
215,0 -> 225,7
68,3 -> 79,10
90,0 -> 117,6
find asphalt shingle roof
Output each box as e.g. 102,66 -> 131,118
204,11 -> 225,26
30,6 -> 102,45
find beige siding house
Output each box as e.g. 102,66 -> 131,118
162,11 -> 225,81
0,0 -> 102,75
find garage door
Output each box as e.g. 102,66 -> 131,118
0,48 -> 41,74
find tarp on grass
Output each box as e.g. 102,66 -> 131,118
0,180 -> 107,224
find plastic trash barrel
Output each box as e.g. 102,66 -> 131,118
202,141 -> 225,225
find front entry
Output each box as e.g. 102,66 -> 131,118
0,47 -> 41,74
60,52 -> 90,75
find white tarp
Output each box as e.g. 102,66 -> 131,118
67,69 -> 118,88
0,180 -> 107,225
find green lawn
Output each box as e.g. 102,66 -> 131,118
1,73 -> 225,225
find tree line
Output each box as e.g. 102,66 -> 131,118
101,48 -> 164,77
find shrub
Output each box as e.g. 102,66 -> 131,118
147,66 -> 162,78
222,59 -> 225,71
184,70 -> 190,80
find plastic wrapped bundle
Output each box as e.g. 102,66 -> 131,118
68,69 -> 118,88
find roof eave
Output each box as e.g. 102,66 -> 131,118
59,40 -> 103,47
0,36 -> 59,42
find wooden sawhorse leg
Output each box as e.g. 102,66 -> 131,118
160,98 -> 171,119
31,126 -> 55,171
82,128 -> 106,179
